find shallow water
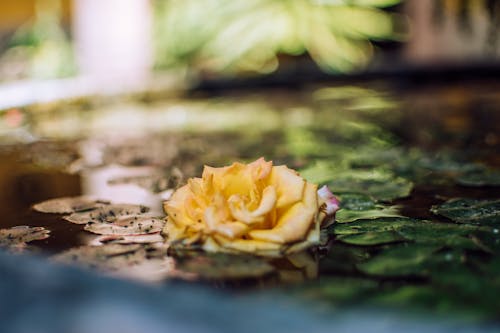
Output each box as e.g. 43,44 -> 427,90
1,80 -> 499,320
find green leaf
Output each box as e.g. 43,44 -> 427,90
329,176 -> 413,201
431,198 -> 500,226
418,154 -> 482,173
335,205 -> 402,223
333,216 -> 417,235
457,169 -> 500,187
356,244 -> 440,276
338,193 -> 376,210
337,230 -> 406,246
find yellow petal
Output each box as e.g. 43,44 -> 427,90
247,157 -> 273,180
249,183 -> 318,244
163,184 -> 190,214
163,220 -> 186,242
213,221 -> 249,239
251,185 -> 277,217
270,165 -> 305,208
228,186 -> 276,225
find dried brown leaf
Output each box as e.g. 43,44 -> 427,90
33,196 -> 109,214
63,204 -> 150,224
84,216 -> 165,235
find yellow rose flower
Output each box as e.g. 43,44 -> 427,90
163,158 -> 338,257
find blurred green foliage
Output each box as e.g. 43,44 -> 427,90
153,0 -> 403,74
0,0 -> 75,81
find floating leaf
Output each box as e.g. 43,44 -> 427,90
330,177 -> 413,202
418,154 -> 482,173
333,217 -> 419,235
0,226 -> 50,251
357,244 -> 440,276
335,205 -> 401,223
457,169 -> 500,187
338,193 -> 376,211
333,217 -> 486,250
63,204 -> 150,224
33,196 -> 109,214
337,230 -> 406,246
84,216 -> 165,235
89,233 -> 164,246
431,198 -> 500,226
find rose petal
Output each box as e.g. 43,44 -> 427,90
317,185 -> 340,215
249,183 -> 317,244
270,165 -> 305,208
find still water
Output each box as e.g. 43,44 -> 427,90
0,80 -> 499,320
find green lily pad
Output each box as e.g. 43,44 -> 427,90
335,205 -> 402,223
337,230 -> 406,246
431,198 -> 500,226
333,217 -> 419,235
300,163 -> 413,202
329,176 -> 413,202
338,193 -> 376,211
397,222 -> 485,250
356,244 -> 440,276
418,154 -> 482,173
333,217 -> 486,251
457,169 -> 500,187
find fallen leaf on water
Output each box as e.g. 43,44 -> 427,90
89,233 -> 164,246
335,205 -> 402,223
0,226 -> 50,252
33,196 -> 109,214
63,204 -> 150,224
84,216 -> 165,235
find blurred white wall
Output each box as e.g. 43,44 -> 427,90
73,0 -> 153,84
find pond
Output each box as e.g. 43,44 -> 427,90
0,79 -> 499,326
